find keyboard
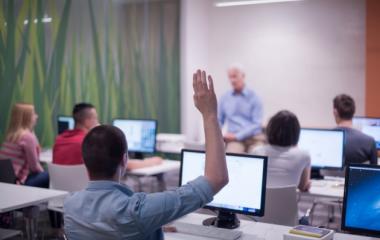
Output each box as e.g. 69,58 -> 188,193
173,222 -> 242,240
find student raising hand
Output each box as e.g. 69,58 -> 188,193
193,70 -> 217,118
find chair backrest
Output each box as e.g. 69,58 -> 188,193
258,185 -> 298,226
0,159 -> 16,184
47,163 -> 89,192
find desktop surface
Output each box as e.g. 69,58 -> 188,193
298,128 -> 345,169
180,150 -> 267,217
342,164 -> 380,237
113,119 -> 157,153
353,117 -> 380,150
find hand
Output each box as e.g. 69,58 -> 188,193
224,133 -> 237,142
162,225 -> 177,233
146,156 -> 163,166
193,70 -> 217,118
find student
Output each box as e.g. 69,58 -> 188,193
64,70 -> 228,239
0,103 -> 49,188
252,110 -> 311,192
218,64 -> 264,153
333,94 -> 377,165
53,103 -> 162,169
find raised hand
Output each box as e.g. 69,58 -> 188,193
193,70 -> 217,118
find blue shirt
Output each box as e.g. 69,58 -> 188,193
218,87 -> 263,141
63,176 -> 214,240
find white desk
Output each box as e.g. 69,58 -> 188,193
0,183 -> 68,213
126,160 -> 180,192
305,178 -> 345,199
40,149 -> 53,163
165,213 -> 378,240
0,183 -> 68,240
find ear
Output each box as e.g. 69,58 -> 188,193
333,108 -> 338,117
121,153 -> 128,167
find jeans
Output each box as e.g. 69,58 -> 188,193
25,171 -> 49,188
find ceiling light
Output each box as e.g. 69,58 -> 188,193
215,0 -> 304,7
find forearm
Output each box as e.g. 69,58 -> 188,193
204,114 -> 228,194
235,123 -> 262,141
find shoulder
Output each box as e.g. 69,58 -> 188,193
289,147 -> 311,164
20,131 -> 38,145
251,145 -> 268,155
345,128 -> 375,142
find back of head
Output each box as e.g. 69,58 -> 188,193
6,103 -> 35,142
82,125 -> 128,180
266,110 -> 301,147
333,94 -> 355,120
73,103 -> 95,126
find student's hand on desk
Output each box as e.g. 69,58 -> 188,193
163,225 -> 177,233
193,70 -> 217,118
224,133 -> 237,142
145,156 -> 163,166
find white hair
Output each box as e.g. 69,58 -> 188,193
227,63 -> 245,75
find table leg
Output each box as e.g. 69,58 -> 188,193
23,206 -> 39,240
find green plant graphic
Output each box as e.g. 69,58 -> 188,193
0,0 -> 180,147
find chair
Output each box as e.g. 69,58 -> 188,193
258,186 -> 298,226
0,159 -> 16,184
47,163 -> 89,212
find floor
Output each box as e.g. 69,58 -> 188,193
1,169 -> 344,239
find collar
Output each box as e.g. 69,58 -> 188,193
232,87 -> 249,96
86,180 -> 135,195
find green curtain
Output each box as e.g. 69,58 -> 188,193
0,0 -> 180,147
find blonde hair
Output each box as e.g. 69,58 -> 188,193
6,103 -> 35,143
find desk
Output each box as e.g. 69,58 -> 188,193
165,213 -> 377,240
306,178 -> 345,199
126,160 -> 180,192
40,149 -> 52,163
0,183 -> 67,240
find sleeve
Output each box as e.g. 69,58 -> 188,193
217,95 -> 226,126
21,133 -> 44,173
235,96 -> 264,141
369,139 -> 378,165
128,176 -> 214,235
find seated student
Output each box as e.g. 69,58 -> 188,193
64,70 -> 228,239
252,110 -> 311,192
53,103 -> 162,169
333,94 -> 377,165
0,103 -> 49,188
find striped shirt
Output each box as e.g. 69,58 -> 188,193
0,131 -> 43,184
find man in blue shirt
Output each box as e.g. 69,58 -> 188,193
64,70 -> 229,240
218,65 -> 264,153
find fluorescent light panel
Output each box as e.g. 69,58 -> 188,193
215,0 -> 304,7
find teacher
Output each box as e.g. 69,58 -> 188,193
218,65 -> 264,153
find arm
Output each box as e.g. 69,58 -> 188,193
193,70 -> 228,194
298,167 -> 311,192
21,133 -> 44,173
126,157 -> 162,170
370,140 -> 378,165
235,97 -> 263,141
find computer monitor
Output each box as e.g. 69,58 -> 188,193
180,149 -> 267,229
342,164 -> 380,237
112,119 -> 157,157
353,116 -> 380,150
298,128 -> 345,170
57,115 -> 74,134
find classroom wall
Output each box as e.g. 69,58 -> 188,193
366,0 -> 380,117
181,0 -> 366,141
0,0 -> 180,146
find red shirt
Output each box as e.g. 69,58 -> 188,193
53,129 -> 87,165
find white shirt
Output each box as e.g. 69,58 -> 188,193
252,145 -> 311,188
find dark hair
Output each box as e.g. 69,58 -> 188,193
333,94 -> 355,120
72,103 -> 95,125
82,125 -> 127,179
266,110 -> 301,147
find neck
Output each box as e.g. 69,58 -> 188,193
74,124 -> 88,132
337,119 -> 353,128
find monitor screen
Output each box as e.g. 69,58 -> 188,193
353,117 -> 380,150
342,164 -> 380,237
298,128 -> 345,169
180,150 -> 267,216
57,116 -> 74,134
113,119 -> 157,153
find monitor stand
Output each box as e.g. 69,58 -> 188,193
311,168 -> 324,179
202,210 -> 240,229
129,152 -> 144,160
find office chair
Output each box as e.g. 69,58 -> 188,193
0,159 -> 16,184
